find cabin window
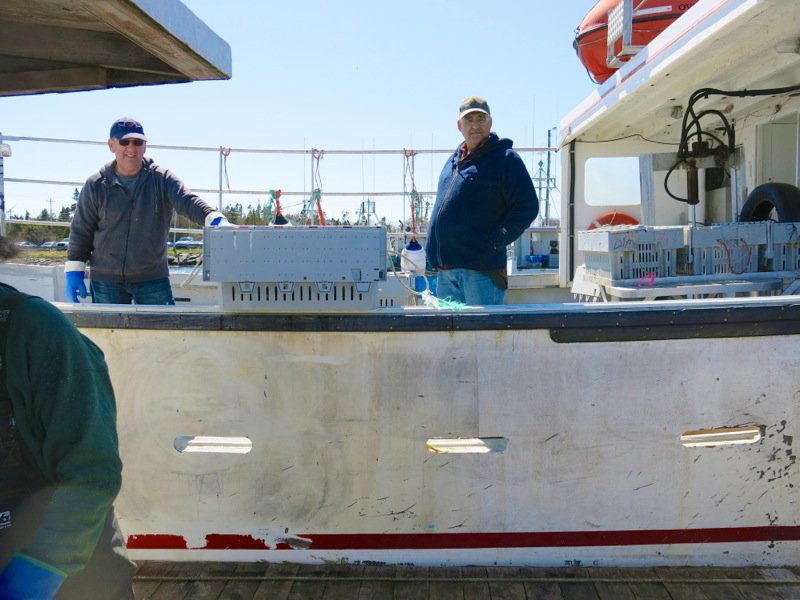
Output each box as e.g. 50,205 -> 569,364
584,157 -> 641,206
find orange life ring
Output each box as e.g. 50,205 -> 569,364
587,210 -> 639,230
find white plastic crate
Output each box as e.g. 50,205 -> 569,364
578,225 -> 684,283
767,221 -> 800,272
680,223 -> 767,275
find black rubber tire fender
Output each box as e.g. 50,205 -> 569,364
739,182 -> 800,222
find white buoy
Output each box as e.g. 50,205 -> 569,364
401,237 -> 426,277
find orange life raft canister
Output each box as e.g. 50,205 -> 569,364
574,0 -> 696,84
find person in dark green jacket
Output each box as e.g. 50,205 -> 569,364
0,237 -> 135,599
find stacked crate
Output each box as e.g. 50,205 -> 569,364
578,225 -> 684,284
679,222 -> 767,276
767,222 -> 800,272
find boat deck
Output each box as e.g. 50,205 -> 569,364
133,562 -> 800,599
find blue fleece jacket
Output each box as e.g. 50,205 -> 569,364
426,133 -> 538,272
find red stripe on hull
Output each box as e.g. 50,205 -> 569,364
128,534 -> 187,549
127,526 -> 800,551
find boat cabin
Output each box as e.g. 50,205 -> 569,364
561,0 -> 800,302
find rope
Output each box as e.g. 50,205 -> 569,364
269,189 -> 289,225
718,238 -> 753,275
635,272 -> 657,288
313,189 -> 325,226
404,149 -> 418,233
177,255 -> 203,288
384,250 -> 464,310
309,149 -> 325,225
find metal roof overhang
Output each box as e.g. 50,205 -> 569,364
0,0 -> 231,97
561,0 -> 800,144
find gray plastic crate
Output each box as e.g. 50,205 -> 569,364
767,221 -> 800,272
679,223 -> 766,275
203,226 -> 388,311
578,225 -> 684,284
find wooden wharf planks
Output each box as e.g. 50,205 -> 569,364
132,562 -> 800,600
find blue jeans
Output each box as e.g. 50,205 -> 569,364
435,268 -> 506,306
90,278 -> 175,305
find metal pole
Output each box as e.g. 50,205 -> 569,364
218,147 -> 223,210
310,150 -> 316,224
402,154 -> 407,233
0,132 -> 7,236
796,113 -> 800,189
545,129 -> 553,222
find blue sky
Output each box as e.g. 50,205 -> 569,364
1,1 -> 599,225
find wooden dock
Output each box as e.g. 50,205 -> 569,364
133,562 -> 800,599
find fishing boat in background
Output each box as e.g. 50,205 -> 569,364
1,0 -> 799,569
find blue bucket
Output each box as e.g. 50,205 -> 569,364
415,274 -> 436,294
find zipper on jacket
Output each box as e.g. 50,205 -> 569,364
119,182 -> 134,282
433,161 -> 460,266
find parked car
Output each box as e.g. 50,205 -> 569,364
39,241 -> 59,250
55,237 -> 70,250
173,236 -> 202,249
15,240 -> 38,248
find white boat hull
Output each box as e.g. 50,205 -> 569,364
63,301 -> 799,566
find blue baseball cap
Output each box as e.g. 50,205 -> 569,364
109,118 -> 147,141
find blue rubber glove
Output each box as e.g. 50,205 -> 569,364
209,215 -> 233,227
65,270 -> 87,302
0,555 -> 66,600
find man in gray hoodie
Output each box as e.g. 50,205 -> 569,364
65,117 -> 232,305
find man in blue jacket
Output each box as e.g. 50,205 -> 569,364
426,97 -> 538,305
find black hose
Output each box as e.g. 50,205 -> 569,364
668,83 -> 800,203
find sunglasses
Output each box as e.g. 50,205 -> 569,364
118,139 -> 145,147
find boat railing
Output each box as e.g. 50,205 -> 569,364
0,134 -> 559,234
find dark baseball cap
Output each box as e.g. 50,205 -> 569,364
109,118 -> 147,141
458,96 -> 490,119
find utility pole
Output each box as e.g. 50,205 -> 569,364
531,128 -> 558,225
0,132 -> 9,236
